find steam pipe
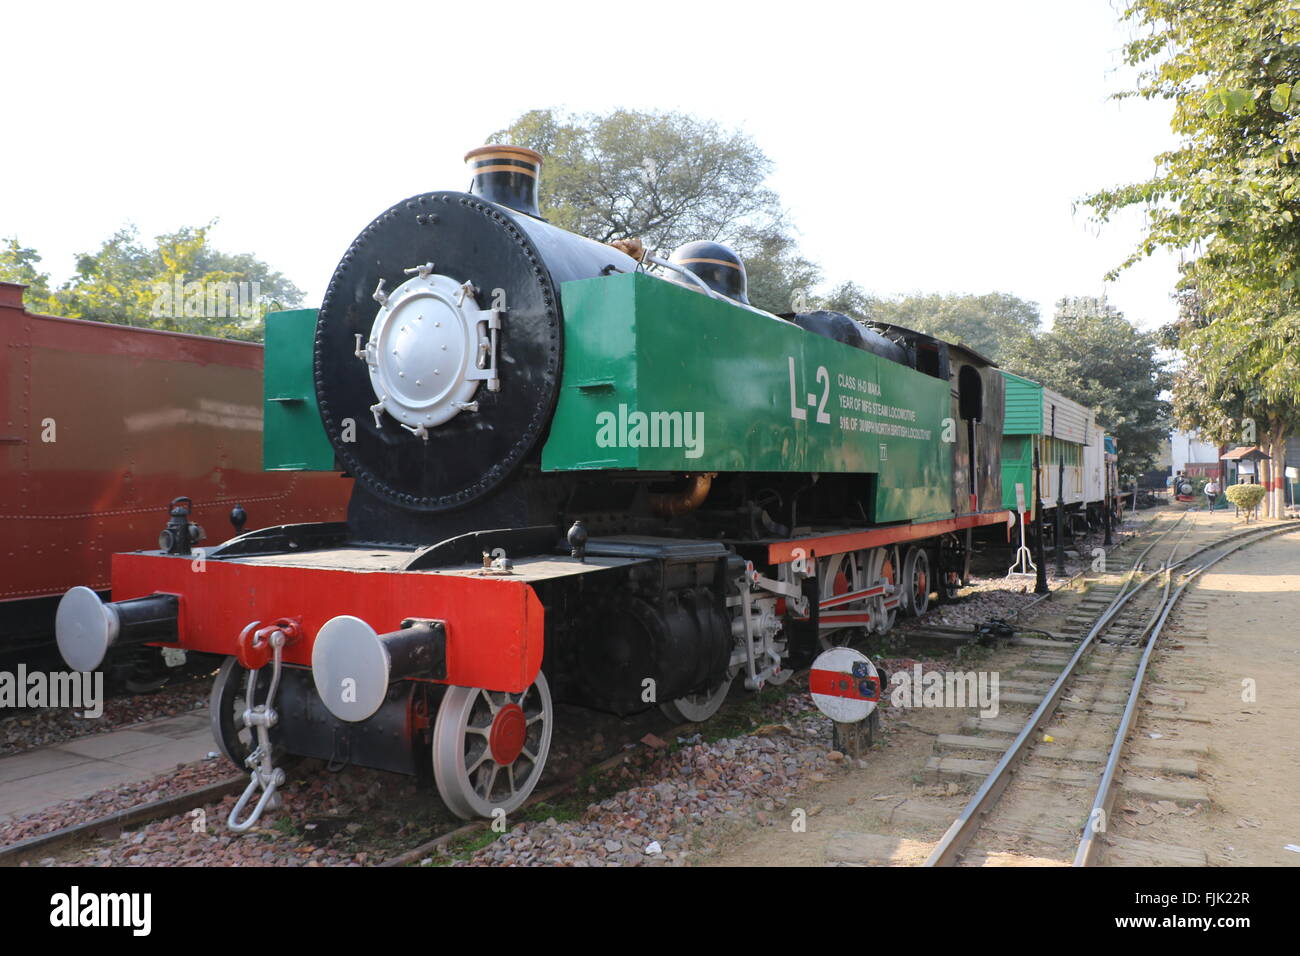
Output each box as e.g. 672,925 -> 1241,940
649,472 -> 716,518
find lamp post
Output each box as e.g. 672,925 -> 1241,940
1103,445 -> 1113,546
1054,409 -> 1065,575
1033,445 -> 1048,595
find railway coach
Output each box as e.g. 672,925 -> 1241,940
999,369 -> 1119,534
52,146 -> 1010,826
0,285 -> 351,686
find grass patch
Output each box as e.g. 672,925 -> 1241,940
422,827 -> 501,866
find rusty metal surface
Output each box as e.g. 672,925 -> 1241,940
0,296 -> 352,605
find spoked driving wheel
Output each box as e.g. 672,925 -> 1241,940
901,546 -> 931,617
433,671 -> 554,820
817,550 -> 869,650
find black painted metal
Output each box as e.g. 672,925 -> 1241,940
277,666 -> 423,776
207,522 -> 350,558
788,310 -> 912,365
160,496 -> 197,555
1033,447 -> 1049,594
402,525 -> 561,570
668,240 -> 750,304
112,593 -> 179,645
315,190 -> 637,515
563,586 -> 730,716
467,159 -> 542,218
387,620 -> 447,682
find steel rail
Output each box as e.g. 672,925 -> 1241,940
0,775 -> 246,864
922,515 -> 1191,867
1073,521 -> 1300,866
1010,508 -> 1169,621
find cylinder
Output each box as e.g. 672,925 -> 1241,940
312,615 -> 446,722
55,586 -> 179,672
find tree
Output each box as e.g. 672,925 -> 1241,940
489,108 -> 786,257
1170,279 -> 1300,509
1002,296 -> 1171,479
865,291 -> 1041,362
819,280 -> 879,321
1084,0 -> 1300,515
0,238 -> 54,308
734,223 -> 823,316
11,223 -> 303,341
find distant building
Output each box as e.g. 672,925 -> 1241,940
1169,430 -> 1220,478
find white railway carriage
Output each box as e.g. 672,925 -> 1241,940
1000,371 -> 1116,530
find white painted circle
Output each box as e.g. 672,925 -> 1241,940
809,646 -> 879,724
367,273 -> 481,430
312,615 -> 392,722
56,585 -> 117,672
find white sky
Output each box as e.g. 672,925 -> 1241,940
2,0 -> 1182,330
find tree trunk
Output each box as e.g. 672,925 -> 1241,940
1263,454 -> 1273,519
1271,428 -> 1288,519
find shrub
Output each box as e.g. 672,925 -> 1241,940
1224,483 -> 1266,514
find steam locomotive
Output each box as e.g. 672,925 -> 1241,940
54,145 -> 1008,826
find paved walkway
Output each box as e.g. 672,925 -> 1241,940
0,712 -> 214,824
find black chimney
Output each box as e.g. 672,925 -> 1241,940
465,144 -> 543,218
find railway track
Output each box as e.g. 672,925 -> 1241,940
0,698 -> 704,867
923,516 -> 1300,867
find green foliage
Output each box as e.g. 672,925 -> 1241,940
814,284 -> 1041,362
490,108 -> 782,253
1,224 -> 303,341
819,280 -> 876,319
1225,482 -> 1266,512
867,291 -> 1041,362
0,237 -> 54,307
489,108 -> 824,315
735,224 -> 823,316
1002,296 -> 1171,478
1084,0 -> 1300,453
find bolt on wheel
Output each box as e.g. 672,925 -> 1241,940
432,671 -> 554,820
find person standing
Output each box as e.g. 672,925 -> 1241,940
1204,477 -> 1219,510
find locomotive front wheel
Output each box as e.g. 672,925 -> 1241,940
660,673 -> 734,723
433,671 -> 554,820
209,656 -> 295,771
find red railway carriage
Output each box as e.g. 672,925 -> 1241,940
0,281 -> 351,663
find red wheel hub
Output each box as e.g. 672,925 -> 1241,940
488,703 -> 527,765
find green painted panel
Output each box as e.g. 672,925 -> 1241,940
1001,369 -> 1043,435
542,272 -> 953,523
263,308 -> 336,471
1000,434 -> 1035,513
